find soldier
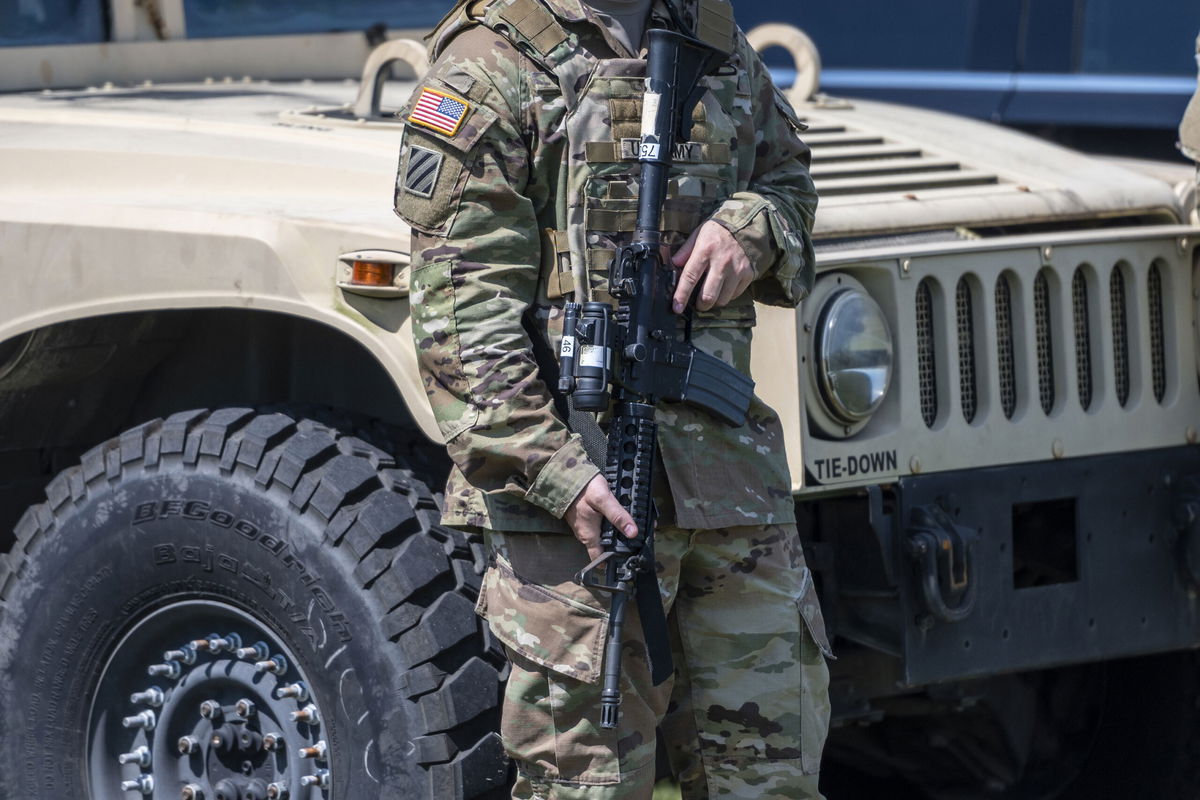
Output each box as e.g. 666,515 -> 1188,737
394,0 -> 831,797
1182,32 -> 1200,219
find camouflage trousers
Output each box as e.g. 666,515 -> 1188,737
476,522 -> 832,799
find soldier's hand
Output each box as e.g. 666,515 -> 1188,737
564,474 -> 638,561
671,220 -> 754,313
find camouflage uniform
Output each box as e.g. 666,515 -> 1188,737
1182,33 -> 1200,219
395,0 -> 830,796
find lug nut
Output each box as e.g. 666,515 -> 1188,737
191,634 -> 218,650
122,710 -> 156,731
164,645 -> 198,665
240,730 -> 263,751
299,769 -> 329,788
210,727 -> 235,751
117,745 -> 151,767
199,700 -> 223,721
120,774 -> 154,794
147,660 -> 182,679
235,641 -> 269,661
235,698 -> 256,718
275,682 -> 308,702
130,687 -> 165,707
298,740 -> 327,760
262,732 -> 283,751
266,782 -> 289,799
182,784 -> 204,800
254,655 -> 288,675
216,632 -> 242,652
290,704 -> 319,725
178,735 -> 201,755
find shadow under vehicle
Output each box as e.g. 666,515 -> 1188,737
1,1 -> 1199,798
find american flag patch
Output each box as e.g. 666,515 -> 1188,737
408,87 -> 470,137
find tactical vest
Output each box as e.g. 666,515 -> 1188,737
427,0 -> 753,330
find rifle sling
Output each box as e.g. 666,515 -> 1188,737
636,565 -> 674,686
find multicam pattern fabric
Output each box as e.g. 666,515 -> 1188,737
396,0 -> 818,533
479,522 -> 831,799
1182,34 -> 1200,162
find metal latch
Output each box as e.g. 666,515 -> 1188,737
907,504 -> 977,626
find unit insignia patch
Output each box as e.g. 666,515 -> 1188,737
403,145 -> 443,198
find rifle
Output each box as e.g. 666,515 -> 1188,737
561,28 -> 755,729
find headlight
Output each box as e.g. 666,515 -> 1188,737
803,276 -> 894,438
816,288 -> 893,423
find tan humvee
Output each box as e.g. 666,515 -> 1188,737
1,3 -> 1198,798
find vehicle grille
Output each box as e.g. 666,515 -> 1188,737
804,231 -> 1197,490
1110,267 -> 1130,407
1149,262 -> 1165,404
1034,271 -> 1055,415
956,278 -> 977,423
909,254 -> 1177,425
1071,268 -> 1093,411
917,278 -> 937,428
996,274 -> 1017,419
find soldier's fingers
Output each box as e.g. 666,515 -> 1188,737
697,262 -> 727,311
719,263 -> 754,307
573,525 -> 603,562
595,492 -> 638,539
671,227 -> 701,268
672,257 -> 708,314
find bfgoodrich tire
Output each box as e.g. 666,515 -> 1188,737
0,408 -> 509,799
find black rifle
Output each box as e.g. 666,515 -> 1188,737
560,29 -> 755,729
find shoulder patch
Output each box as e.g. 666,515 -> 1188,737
409,87 -> 471,137
402,145 -> 444,198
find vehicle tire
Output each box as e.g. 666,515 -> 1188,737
0,408 -> 510,799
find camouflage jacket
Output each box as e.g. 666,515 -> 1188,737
395,0 -> 818,532
1182,33 -> 1200,162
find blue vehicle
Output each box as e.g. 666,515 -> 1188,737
737,0 -> 1198,134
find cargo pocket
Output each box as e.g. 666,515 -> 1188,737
794,567 -> 832,776
475,553 -> 624,785
474,554 -> 609,684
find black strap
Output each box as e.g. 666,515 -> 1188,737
636,561 -> 675,685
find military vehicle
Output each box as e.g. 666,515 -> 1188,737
1,2 -> 1198,799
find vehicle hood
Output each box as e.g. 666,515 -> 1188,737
0,80 -> 1186,240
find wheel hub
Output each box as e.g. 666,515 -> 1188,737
89,602 -> 331,799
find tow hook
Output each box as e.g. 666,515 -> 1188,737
907,504 -> 977,626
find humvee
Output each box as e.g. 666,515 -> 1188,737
1,2 -> 1198,798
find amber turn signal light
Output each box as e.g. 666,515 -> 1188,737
350,260 -> 395,287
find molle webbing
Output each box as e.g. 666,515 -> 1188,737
587,207 -> 699,232
694,0 -> 734,53
542,228 -> 574,298
495,0 -> 570,57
